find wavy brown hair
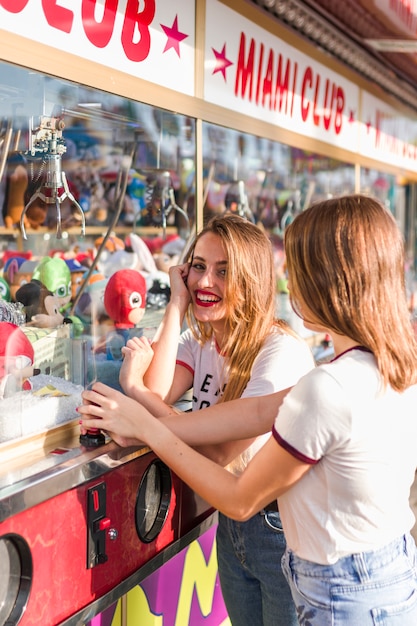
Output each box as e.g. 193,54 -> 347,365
184,214 -> 292,403
284,194 -> 417,391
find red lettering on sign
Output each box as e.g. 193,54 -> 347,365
236,35 -> 300,116
0,0 -> 29,11
42,0 -> 74,34
312,73 -> 321,126
301,66 -> 345,134
261,48 -> 274,109
82,0 -> 118,49
301,66 -> 312,121
291,63 -> 298,117
323,80 -> 336,130
235,33 -> 255,101
274,55 -> 290,115
334,86 -> 344,134
255,43 -> 264,104
121,0 -> 155,63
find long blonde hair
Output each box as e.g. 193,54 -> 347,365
285,194 -> 417,391
184,214 -> 291,402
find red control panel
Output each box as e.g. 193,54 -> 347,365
0,449 -> 215,625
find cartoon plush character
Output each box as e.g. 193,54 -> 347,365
74,270 -> 108,326
103,268 -> 147,360
3,257 -> 37,302
0,277 -> 11,302
15,281 -> 64,328
64,259 -> 86,302
0,321 -> 36,398
32,257 -> 72,312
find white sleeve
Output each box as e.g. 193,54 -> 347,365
273,366 -> 350,461
242,334 -> 315,398
176,328 -> 195,371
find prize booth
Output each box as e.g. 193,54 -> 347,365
1,1 -> 417,625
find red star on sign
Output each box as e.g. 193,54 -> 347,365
161,15 -> 188,57
212,44 -> 233,80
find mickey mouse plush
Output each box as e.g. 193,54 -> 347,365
15,281 -> 64,328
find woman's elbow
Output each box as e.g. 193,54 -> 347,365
225,503 -> 257,522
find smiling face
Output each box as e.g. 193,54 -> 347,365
186,232 -> 228,332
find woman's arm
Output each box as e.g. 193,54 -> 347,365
78,383 -> 310,519
79,382 -> 288,446
159,390 -> 286,444
194,438 -> 257,466
119,336 -> 193,416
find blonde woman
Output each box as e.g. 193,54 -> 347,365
116,214 -> 314,626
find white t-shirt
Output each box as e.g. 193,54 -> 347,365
273,347 -> 417,564
177,327 -> 315,472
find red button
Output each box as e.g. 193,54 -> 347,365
98,517 -> 111,531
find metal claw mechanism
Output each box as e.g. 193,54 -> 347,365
160,170 -> 190,239
20,115 -> 86,240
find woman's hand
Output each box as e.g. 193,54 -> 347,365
78,381 -> 151,445
168,262 -> 191,310
119,336 -> 154,395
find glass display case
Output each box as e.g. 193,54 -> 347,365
0,60 -> 215,626
0,61 -> 196,448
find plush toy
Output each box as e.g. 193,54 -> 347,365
95,235 -> 125,254
64,259 -> 86,302
2,156 -> 29,229
103,268 -> 147,360
32,257 -> 72,312
15,281 -> 64,328
1,249 -> 32,266
0,277 -> 11,302
74,270 -> 108,326
5,259 -> 38,302
0,321 -> 36,398
127,232 -> 172,310
152,236 -> 185,274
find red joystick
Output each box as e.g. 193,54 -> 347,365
79,400 -> 106,447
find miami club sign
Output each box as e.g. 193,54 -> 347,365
2,0 -> 417,170
203,0 -> 417,172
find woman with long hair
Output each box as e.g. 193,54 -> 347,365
113,214 -> 315,625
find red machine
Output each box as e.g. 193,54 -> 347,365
0,437 -> 215,625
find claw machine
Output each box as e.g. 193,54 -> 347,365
0,2 -> 229,623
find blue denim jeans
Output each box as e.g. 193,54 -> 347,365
216,510 -> 298,626
281,533 -> 417,625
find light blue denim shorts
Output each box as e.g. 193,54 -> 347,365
281,533 -> 417,625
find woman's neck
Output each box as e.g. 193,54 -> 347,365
331,334 -> 362,357
212,321 -> 227,350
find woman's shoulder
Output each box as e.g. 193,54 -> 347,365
266,326 -> 314,354
256,328 -> 315,372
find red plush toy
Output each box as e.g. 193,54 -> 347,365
0,322 -> 35,398
104,269 -> 147,329
103,269 -> 147,360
